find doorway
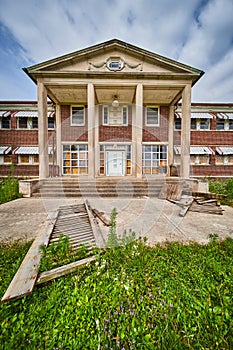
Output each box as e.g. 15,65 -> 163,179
106,150 -> 125,176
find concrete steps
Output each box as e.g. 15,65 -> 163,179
32,177 -> 183,198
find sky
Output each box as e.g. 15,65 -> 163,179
0,0 -> 233,103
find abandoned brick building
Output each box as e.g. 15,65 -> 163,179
0,39 -> 232,179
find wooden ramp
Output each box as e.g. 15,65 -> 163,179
49,203 -> 97,250
1,202 -> 105,303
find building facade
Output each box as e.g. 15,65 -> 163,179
0,39 -> 232,179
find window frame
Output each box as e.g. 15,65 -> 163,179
102,106 -> 109,125
197,118 -> 210,130
18,154 -> 39,164
102,105 -> 128,126
48,117 -> 55,129
0,116 -> 11,129
145,106 -> 160,126
70,105 -> 85,126
18,117 -> 28,129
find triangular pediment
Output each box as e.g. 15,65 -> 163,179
25,39 -> 203,77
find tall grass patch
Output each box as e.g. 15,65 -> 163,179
0,165 -> 22,204
1,237 -> 233,349
209,178 -> 233,207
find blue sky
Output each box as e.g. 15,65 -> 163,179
0,0 -> 233,102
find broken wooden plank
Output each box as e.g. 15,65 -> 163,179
179,198 -> 194,217
1,211 -> 58,303
192,192 -> 227,199
36,255 -> 97,285
189,202 -> 224,215
85,200 -> 106,248
92,208 -> 110,226
195,198 -> 218,205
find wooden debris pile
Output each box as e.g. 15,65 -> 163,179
1,201 -> 105,303
159,183 -> 226,217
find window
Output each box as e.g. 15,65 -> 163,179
102,105 -> 128,126
174,118 -> 181,130
32,118 -> 38,129
1,116 -> 10,129
71,106 -> 85,125
103,106 -> 109,125
48,117 -> 55,129
0,155 -> 12,164
122,107 -> 128,125
199,119 -> 210,130
146,107 -> 159,126
63,144 -> 88,175
216,119 -> 233,130
190,155 -> 209,165
191,119 -> 197,130
18,155 -> 39,164
216,118 -> 225,130
18,117 -> 28,129
142,144 -> 167,174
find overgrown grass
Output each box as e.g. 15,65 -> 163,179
39,235 -> 94,272
1,236 -> 233,349
209,178 -> 233,207
0,165 -> 22,204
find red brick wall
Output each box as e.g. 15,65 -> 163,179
61,105 -> 88,142
190,165 -> 233,177
143,106 -> 169,142
0,130 -> 38,146
191,131 -> 233,145
0,165 -> 39,177
99,105 -> 132,142
174,130 -> 233,146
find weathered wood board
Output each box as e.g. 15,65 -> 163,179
36,255 -> 97,285
1,212 -> 58,303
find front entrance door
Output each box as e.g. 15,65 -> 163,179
106,150 -> 125,176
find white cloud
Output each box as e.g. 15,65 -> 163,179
0,0 -> 232,101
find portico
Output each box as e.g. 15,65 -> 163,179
24,39 -> 204,180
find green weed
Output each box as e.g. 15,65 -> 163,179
0,238 -> 233,349
209,178 -> 233,207
0,165 -> 22,204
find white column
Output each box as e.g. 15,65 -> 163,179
94,104 -> 99,176
55,104 -> 62,175
134,83 -> 143,178
180,83 -> 191,178
38,80 -> 48,179
168,104 -> 174,176
87,83 -> 95,178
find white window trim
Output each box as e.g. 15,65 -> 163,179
145,106 -> 160,126
17,117 -> 30,129
196,118 -> 210,130
70,105 -> 85,126
0,155 -> 11,164
190,155 -> 210,165
216,119 -> 233,131
18,155 -> 39,165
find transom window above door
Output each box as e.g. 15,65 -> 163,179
71,106 -> 85,126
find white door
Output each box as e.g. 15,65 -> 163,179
106,151 -> 125,176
